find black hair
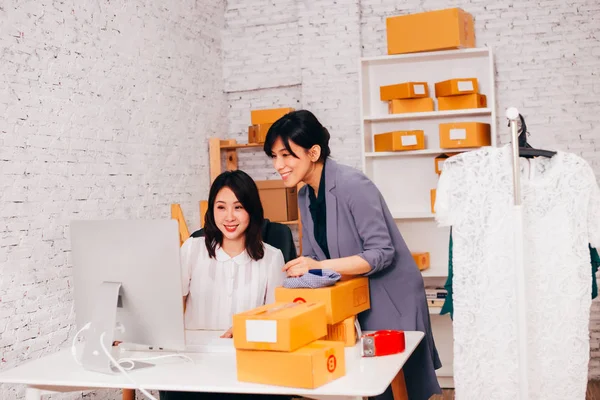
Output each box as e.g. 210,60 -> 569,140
263,110 -> 331,162
203,170 -> 264,261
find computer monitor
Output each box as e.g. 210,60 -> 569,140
70,219 -> 185,374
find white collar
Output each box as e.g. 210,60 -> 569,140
215,245 -> 252,265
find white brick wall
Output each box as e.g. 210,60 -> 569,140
223,0 -> 600,379
0,0 -> 225,398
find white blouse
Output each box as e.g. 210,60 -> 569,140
180,236 -> 286,330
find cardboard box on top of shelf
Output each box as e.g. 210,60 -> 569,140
274,278 -> 370,325
325,315 -> 357,347
386,8 -> 475,55
430,189 -> 436,214
437,93 -> 486,111
412,252 -> 430,271
434,78 -> 479,97
232,302 -> 327,352
388,98 -> 435,114
248,123 -> 273,144
236,340 -> 346,389
434,153 -> 460,175
250,107 -> 294,125
374,130 -> 425,152
255,180 -> 298,222
380,82 -> 429,101
439,122 -> 491,149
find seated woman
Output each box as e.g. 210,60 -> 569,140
160,170 -> 287,400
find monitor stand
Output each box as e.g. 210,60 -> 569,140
81,282 -> 153,374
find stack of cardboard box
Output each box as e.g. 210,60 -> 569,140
233,278 -> 371,389
248,107 -> 294,144
435,78 -> 487,111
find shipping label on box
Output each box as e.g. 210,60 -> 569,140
236,340 -> 346,389
275,278 -> 370,325
232,302 -> 327,352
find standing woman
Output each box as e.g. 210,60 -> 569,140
263,110 -> 442,400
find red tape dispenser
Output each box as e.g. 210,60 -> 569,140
361,330 -> 406,357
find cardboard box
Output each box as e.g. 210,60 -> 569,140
374,130 -> 425,152
434,78 -> 479,97
434,153 -> 459,174
438,94 -> 487,111
388,98 -> 435,114
232,302 -> 327,352
380,82 -> 429,101
275,278 -> 370,325
248,123 -> 273,144
236,340 -> 346,389
386,8 -> 475,55
412,252 -> 430,271
325,316 -> 357,347
250,107 -> 294,125
430,189 -> 436,214
439,122 -> 491,149
255,180 -> 298,222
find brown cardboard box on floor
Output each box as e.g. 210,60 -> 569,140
275,278 -> 370,325
250,107 -> 294,125
439,122 -> 491,149
255,180 -> 298,222
236,340 -> 346,389
374,130 -> 426,152
232,302 -> 327,352
386,8 -> 475,55
380,82 -> 429,101
388,98 -> 435,114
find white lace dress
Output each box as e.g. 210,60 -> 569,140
435,145 -> 600,400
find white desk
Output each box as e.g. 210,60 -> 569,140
0,331 -> 424,400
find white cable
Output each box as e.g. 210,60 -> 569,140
99,332 -> 158,400
71,322 -> 92,366
117,353 -> 195,371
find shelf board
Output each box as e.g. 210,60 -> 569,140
366,147 -> 481,157
363,108 -> 492,122
220,143 -> 263,150
392,211 -> 435,220
421,269 -> 448,278
361,47 -> 491,65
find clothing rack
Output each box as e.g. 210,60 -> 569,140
506,107 -> 529,400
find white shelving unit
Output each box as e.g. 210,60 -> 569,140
358,47 -> 497,388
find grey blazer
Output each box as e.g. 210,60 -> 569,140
298,159 -> 442,400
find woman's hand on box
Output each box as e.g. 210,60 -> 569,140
283,256 -> 321,277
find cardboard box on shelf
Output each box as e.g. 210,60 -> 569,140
386,8 -> 475,55
236,340 -> 346,389
434,153 -> 459,175
430,189 -> 436,214
275,278 -> 370,325
325,316 -> 357,347
434,78 -> 479,97
374,130 -> 425,152
380,82 -> 429,101
232,302 -> 327,352
439,122 -> 491,149
250,107 -> 294,125
412,252 -> 430,271
255,180 -> 298,222
388,98 -> 435,114
248,123 -> 273,144
437,93 -> 487,111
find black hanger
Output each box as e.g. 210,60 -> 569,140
509,114 -> 557,158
